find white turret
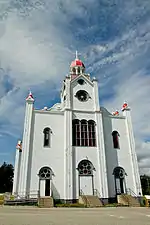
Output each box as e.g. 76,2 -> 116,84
18,91 -> 34,197
122,102 -> 142,195
12,140 -> 22,196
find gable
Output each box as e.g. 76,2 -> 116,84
70,74 -> 94,88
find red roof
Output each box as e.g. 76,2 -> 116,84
70,59 -> 85,68
26,91 -> 34,101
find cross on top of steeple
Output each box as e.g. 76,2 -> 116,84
75,50 -> 81,59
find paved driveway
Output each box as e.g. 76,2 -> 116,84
0,206 -> 150,225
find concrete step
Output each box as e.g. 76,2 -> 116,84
117,194 -> 140,207
79,195 -> 103,207
38,197 -> 54,208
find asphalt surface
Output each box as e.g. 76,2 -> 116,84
0,206 -> 150,225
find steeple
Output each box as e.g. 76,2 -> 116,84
70,51 -> 85,75
26,91 -> 34,102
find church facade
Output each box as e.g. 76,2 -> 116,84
12,55 -> 142,202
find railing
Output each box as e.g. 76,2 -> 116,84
11,190 -> 39,200
94,189 -> 101,198
79,189 -> 91,207
93,189 -> 104,205
126,188 -> 137,197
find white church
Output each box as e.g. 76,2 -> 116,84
12,54 -> 142,204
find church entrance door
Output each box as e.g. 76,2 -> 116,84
77,160 -> 95,196
80,176 -> 93,195
38,167 -> 53,197
45,179 -> 51,196
113,167 -> 127,195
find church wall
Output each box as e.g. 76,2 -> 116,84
103,114 -> 137,197
111,117 -> 137,194
72,111 -> 95,120
29,111 -> 65,199
102,115 -> 118,198
71,80 -> 95,111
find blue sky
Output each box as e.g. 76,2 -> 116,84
0,0 -> 150,174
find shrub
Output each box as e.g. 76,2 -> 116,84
0,195 -> 4,200
0,200 -> 4,205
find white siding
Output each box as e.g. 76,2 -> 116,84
29,111 -> 65,199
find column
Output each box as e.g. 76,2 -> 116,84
95,112 -> 109,198
122,104 -> 142,195
64,109 -> 73,201
93,77 -> 100,111
12,140 -> 22,196
18,92 -> 34,198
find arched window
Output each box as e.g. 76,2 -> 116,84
72,119 -> 80,146
88,120 -> 96,147
77,67 -> 80,74
39,167 -> 53,180
72,68 -> 76,74
112,131 -> 120,149
113,166 -> 127,194
43,127 -> 51,147
72,119 -> 96,147
81,120 -> 88,146
78,160 -> 94,176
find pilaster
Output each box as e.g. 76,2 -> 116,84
95,111 -> 108,198
64,76 -> 71,109
64,109 -> 73,200
122,107 -> 142,195
93,78 -> 100,111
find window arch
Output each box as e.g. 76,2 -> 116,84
112,131 -> 120,149
72,119 -> 96,147
43,127 -> 51,147
77,160 -> 94,176
39,167 -> 53,180
113,166 -> 127,194
72,119 -> 80,146
88,120 -> 96,147
81,120 -> 88,146
113,166 -> 126,179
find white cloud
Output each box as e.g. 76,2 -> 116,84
86,19 -> 150,174
0,0 -> 150,175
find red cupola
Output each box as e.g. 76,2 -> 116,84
70,51 -> 85,79
70,58 -> 85,68
70,51 -> 85,68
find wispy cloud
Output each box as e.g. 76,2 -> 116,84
0,0 -> 150,174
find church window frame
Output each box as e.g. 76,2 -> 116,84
77,79 -> 85,85
39,167 -> 53,180
88,120 -> 96,147
75,90 -> 89,102
43,127 -> 52,148
77,160 -> 95,176
72,119 -> 96,147
112,130 -> 120,149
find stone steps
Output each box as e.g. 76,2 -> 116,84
117,194 -> 140,207
38,197 -> 54,208
79,195 -> 103,207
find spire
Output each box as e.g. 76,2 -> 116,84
121,101 -> 130,111
26,90 -> 34,102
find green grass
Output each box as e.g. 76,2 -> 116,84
55,203 -> 86,207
